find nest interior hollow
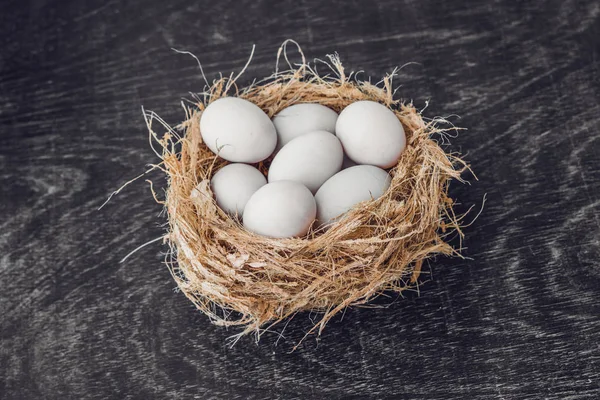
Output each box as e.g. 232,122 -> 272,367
146,47 -> 468,343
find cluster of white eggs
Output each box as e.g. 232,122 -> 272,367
199,97 -> 406,238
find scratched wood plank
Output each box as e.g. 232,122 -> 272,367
1,0 -> 599,399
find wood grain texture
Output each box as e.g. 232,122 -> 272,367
1,0 -> 599,399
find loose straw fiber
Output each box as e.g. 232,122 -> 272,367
144,42 -> 469,343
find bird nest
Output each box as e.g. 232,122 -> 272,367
141,43 -> 469,345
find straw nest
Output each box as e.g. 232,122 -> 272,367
142,43 -> 469,344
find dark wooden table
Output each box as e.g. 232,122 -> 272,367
1,0 -> 599,398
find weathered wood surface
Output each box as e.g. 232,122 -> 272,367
1,0 -> 599,398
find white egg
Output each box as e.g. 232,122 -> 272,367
200,97 -> 277,163
314,165 -> 392,225
243,181 -> 316,238
268,130 -> 343,194
209,163 -> 267,217
272,103 -> 338,150
335,100 -> 406,168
